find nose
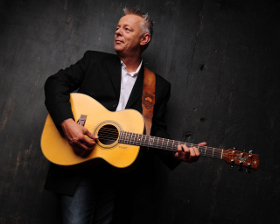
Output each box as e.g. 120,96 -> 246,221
115,28 -> 122,36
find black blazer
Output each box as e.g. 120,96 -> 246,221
44,51 -> 178,196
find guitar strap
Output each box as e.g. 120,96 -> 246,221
142,67 -> 156,136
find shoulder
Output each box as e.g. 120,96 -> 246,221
155,73 -> 171,88
80,51 -> 120,67
144,66 -> 171,88
83,50 -> 119,61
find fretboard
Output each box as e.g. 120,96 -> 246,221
119,131 -> 223,159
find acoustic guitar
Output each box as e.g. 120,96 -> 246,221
41,93 -> 259,171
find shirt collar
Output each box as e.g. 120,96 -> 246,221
121,60 -> 143,77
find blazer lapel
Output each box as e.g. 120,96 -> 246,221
104,54 -> 122,97
126,65 -> 144,109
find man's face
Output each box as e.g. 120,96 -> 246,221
114,14 -> 143,56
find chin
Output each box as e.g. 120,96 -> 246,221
114,47 -> 123,54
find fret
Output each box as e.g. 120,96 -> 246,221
166,139 -> 169,150
135,133 -> 138,145
134,133 -> 138,145
119,132 -> 123,143
173,140 -> 179,151
171,140 -> 175,151
127,132 -> 131,144
128,132 -> 132,144
149,136 -> 155,147
160,137 -> 163,148
124,132 -> 128,144
131,133 -> 136,145
203,146 -> 207,156
166,138 -> 170,150
142,135 -> 147,146
160,137 -> 164,149
139,134 -> 143,146
130,132 -> 133,144
138,134 -> 142,146
212,147 -> 215,157
155,137 -> 159,148
147,135 -> 151,147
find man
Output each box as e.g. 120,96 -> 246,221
44,8 -> 204,224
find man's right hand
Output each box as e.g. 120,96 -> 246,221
61,118 -> 98,157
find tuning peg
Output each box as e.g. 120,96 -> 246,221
246,163 -> 251,173
249,150 -> 253,158
238,161 -> 243,171
231,159 -> 234,170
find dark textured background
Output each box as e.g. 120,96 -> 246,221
0,0 -> 279,223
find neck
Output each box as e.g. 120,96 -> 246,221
117,53 -> 142,73
118,131 -> 223,159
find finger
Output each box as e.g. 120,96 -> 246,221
177,144 -> 183,152
198,142 -> 207,146
181,144 -> 190,155
189,147 -> 200,157
174,145 -> 185,160
82,129 -> 98,147
193,147 -> 200,156
178,145 -> 190,161
188,147 -> 200,163
189,147 -> 194,157
84,129 -> 99,140
82,137 -> 96,148
179,144 -> 189,154
176,144 -> 183,156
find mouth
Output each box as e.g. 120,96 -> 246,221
115,39 -> 124,44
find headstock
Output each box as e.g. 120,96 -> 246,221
222,149 -> 259,171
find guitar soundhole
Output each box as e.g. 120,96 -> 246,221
98,124 -> 119,145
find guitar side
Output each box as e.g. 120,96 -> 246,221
41,93 -> 145,168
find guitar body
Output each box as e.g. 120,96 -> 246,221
41,93 -> 144,168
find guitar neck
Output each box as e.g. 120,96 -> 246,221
119,131 -> 223,159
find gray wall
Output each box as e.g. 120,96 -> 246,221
0,0 -> 279,223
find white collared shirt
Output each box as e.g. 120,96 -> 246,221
115,60 -> 143,111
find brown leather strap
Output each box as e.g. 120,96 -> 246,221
142,67 -> 156,136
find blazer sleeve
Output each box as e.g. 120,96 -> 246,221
151,77 -> 180,170
44,51 -> 91,127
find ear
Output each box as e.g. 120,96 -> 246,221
140,33 -> 151,47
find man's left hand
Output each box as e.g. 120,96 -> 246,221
173,142 -> 207,163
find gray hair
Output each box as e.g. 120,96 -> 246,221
123,7 -> 154,38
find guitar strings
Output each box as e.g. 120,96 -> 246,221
81,126 -> 257,165
84,125 -> 222,159
119,131 -> 222,159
